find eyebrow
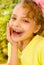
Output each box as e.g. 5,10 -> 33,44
12,14 -> 29,19
12,14 -> 16,17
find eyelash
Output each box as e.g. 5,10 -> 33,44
12,17 -> 16,20
11,17 -> 29,23
24,20 -> 29,23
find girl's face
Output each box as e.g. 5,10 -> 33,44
9,4 -> 39,42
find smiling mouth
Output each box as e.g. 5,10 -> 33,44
13,30 -> 23,35
10,28 -> 24,36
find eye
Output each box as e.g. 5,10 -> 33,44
24,19 -> 29,23
11,17 -> 16,20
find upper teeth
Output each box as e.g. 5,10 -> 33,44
14,30 -> 21,32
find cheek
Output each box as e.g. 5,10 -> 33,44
9,19 -> 14,27
22,23 -> 31,31
22,23 -> 35,32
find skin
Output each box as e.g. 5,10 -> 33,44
0,4 -> 41,65
8,4 -> 40,43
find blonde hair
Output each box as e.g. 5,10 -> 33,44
20,0 -> 44,35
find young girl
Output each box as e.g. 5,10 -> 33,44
0,0 -> 44,65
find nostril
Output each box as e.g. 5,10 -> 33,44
14,23 -> 20,27
16,25 -> 19,27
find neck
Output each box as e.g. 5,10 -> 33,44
18,35 -> 34,51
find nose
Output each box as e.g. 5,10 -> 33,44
13,20 -> 20,27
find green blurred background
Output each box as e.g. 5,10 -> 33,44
0,0 -> 20,64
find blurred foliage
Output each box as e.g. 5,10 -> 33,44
0,0 -> 20,64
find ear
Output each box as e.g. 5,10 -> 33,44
34,25 -> 41,34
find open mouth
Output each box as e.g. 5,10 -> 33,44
10,28 -> 24,37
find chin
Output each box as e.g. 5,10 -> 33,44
11,34 -> 30,42
11,36 -> 23,42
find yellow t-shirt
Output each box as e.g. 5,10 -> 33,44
8,35 -> 44,65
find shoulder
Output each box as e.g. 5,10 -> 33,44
38,35 -> 44,46
34,35 -> 44,45
36,35 -> 44,47
33,35 -> 44,52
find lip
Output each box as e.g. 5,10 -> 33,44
13,30 -> 23,34
10,28 -> 24,37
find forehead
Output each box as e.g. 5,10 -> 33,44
12,4 -> 30,17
